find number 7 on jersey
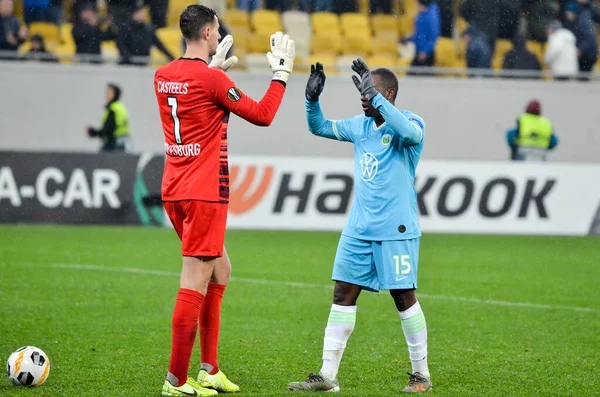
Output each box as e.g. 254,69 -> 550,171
167,97 -> 182,144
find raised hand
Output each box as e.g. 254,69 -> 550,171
351,58 -> 378,101
209,35 -> 239,72
305,62 -> 326,102
266,31 -> 295,84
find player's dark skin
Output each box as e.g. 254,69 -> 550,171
334,75 -> 417,313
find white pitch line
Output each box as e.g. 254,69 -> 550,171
42,263 -> 600,314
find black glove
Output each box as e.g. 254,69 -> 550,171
305,62 -> 326,102
351,58 -> 378,101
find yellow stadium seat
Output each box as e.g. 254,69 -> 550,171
251,10 -> 283,33
308,54 -> 337,75
231,28 -> 250,54
342,32 -> 370,56
397,13 -> 415,37
156,28 -> 184,58
310,31 -> 342,56
223,9 -> 250,30
403,0 -> 418,15
370,32 -> 398,57
395,57 -> 412,76
491,39 -> 513,69
456,17 -> 468,34
434,37 -> 459,68
248,30 -> 272,53
366,55 -> 396,68
60,23 -> 74,45
29,22 -> 60,44
340,12 -> 370,35
311,12 -> 340,35
54,43 -> 75,64
371,14 -> 398,36
457,37 -> 466,59
526,40 -> 544,62
167,0 -> 189,27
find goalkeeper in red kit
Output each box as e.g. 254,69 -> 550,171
154,5 -> 295,396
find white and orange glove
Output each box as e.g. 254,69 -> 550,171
267,31 -> 295,84
209,35 -> 239,72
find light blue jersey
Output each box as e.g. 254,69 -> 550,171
306,94 -> 425,241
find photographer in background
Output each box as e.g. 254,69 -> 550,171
87,83 -> 132,153
506,100 -> 558,162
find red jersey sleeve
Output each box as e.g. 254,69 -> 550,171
209,70 -> 286,127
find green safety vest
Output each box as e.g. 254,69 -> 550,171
102,101 -> 129,138
516,113 -> 552,149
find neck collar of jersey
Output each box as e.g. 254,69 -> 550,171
179,57 -> 208,65
373,120 -> 387,131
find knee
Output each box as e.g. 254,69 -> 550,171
333,283 -> 360,306
390,289 -> 417,312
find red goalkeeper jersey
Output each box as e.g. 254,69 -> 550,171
154,58 -> 286,202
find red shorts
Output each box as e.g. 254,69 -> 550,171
164,200 -> 228,257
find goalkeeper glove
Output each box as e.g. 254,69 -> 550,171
351,58 -> 378,101
305,62 -> 326,102
267,31 -> 295,84
209,35 -> 239,72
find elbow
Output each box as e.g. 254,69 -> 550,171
255,116 -> 273,127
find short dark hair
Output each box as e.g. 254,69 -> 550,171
180,5 -> 217,41
372,68 -> 398,102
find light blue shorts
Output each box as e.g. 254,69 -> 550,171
332,235 -> 420,292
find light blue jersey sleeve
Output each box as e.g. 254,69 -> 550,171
305,99 -> 356,142
372,94 -> 424,146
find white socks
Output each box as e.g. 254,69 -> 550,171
399,301 -> 429,378
320,304 -> 357,381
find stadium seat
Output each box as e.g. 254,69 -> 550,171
249,30 -> 272,53
340,13 -> 370,35
492,38 -> 513,69
371,14 -> 398,37
222,9 -> 250,31
456,17 -> 468,35
244,53 -> 272,73
310,32 -> 342,56
370,32 -> 398,57
156,28 -> 184,58
60,23 -> 73,45
397,13 -> 415,38
342,32 -> 370,56
434,37 -> 459,68
251,10 -> 283,33
403,0 -> 418,15
54,43 -> 75,64
366,55 -> 396,68
231,29 -> 250,54
308,54 -> 337,75
311,12 -> 341,35
526,40 -> 545,64
294,35 -> 311,59
336,55 -> 358,75
281,11 -> 310,35
29,22 -> 60,44
167,0 -> 189,27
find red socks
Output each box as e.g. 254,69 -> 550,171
199,282 -> 226,375
168,288 -> 204,387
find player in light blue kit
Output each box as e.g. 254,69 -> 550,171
288,59 -> 431,393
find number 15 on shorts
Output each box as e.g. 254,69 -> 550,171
393,255 -> 411,275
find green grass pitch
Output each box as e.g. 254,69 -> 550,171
1,225 -> 599,396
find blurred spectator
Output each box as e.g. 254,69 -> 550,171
403,0 -> 440,72
236,0 -> 258,11
87,83 -> 132,153
564,1 -> 598,80
0,0 -> 28,59
506,100 -> 558,162
370,0 -> 391,14
497,0 -> 521,42
117,5 -> 173,66
544,20 -> 578,80
265,0 -> 290,12
72,5 -> 117,63
460,0 -> 500,50
462,25 -> 492,71
144,0 -> 167,28
333,0 -> 357,13
106,0 -> 137,27
502,32 -> 542,77
522,0 -> 558,43
24,33 -> 59,62
23,0 -> 61,24
437,0 -> 453,37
